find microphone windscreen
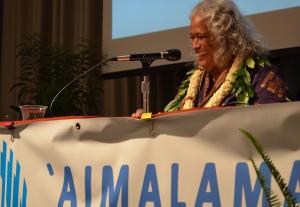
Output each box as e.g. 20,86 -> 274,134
164,49 -> 181,61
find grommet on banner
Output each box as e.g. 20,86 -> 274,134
75,123 -> 81,130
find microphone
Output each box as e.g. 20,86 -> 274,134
49,49 -> 181,116
110,49 -> 181,62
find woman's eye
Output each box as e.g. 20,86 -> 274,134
197,34 -> 208,39
190,33 -> 209,41
190,34 -> 208,41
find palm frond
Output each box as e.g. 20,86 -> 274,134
250,159 -> 281,207
240,129 -> 299,207
12,34 -> 103,116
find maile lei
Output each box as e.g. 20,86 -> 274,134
164,55 -> 271,112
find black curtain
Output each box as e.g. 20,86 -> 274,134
0,0 -> 103,118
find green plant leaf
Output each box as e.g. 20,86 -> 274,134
244,70 -> 251,86
250,159 -> 281,207
186,69 -> 195,75
247,86 -> 254,98
12,34 -> 103,116
265,59 -> 271,67
235,87 -> 242,97
164,98 -> 181,112
240,129 -> 299,207
245,57 -> 255,69
164,69 -> 195,112
257,58 -> 266,68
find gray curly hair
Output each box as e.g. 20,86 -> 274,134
191,0 -> 268,68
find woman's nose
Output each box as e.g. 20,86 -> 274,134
192,38 -> 200,50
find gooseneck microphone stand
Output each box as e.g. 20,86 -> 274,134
50,49 -> 181,116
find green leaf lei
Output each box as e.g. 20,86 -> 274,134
164,69 -> 195,112
164,56 -> 271,112
231,56 -> 271,104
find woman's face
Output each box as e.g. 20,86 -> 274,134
190,15 -> 218,71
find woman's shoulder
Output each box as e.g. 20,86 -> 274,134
249,56 -> 289,103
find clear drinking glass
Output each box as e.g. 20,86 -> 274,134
19,105 -> 48,120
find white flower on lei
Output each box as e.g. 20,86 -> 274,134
182,56 -> 244,109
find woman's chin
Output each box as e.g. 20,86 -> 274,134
198,60 -> 208,69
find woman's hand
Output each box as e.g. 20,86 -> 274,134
131,108 -> 143,119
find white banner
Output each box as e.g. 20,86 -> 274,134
0,102 -> 300,207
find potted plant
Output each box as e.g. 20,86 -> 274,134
11,34 -> 103,117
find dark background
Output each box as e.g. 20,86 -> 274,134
101,47 -> 300,115
0,0 -> 299,117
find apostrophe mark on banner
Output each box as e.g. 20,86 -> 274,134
47,163 -> 54,176
0,141 -> 27,207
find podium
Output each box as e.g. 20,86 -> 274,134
0,102 -> 299,206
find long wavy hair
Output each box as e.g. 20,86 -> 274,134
191,0 -> 268,68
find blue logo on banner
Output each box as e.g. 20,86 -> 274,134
0,141 -> 27,207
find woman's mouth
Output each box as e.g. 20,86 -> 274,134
198,52 -> 207,56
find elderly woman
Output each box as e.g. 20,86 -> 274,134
164,0 -> 288,112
